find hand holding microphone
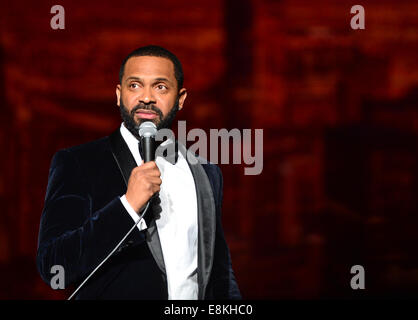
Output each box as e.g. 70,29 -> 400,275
125,162 -> 161,213
125,122 -> 161,213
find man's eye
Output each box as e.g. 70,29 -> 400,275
129,83 -> 139,89
157,84 -> 167,90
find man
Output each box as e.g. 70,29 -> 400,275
36,45 -> 241,300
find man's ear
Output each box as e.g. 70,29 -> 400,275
178,88 -> 187,110
116,84 -> 121,107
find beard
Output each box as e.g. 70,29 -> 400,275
119,97 -> 179,140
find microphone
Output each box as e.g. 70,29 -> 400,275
139,121 -> 159,204
139,121 -> 157,162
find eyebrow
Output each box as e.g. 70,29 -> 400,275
125,76 -> 173,86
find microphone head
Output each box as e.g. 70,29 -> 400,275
138,121 -> 157,138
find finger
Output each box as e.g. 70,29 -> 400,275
141,161 -> 157,169
148,177 -> 162,185
152,184 -> 161,194
147,168 -> 161,177
140,164 -> 160,175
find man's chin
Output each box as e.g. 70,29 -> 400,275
136,119 -> 160,128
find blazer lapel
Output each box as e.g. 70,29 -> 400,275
108,129 -> 166,275
178,143 -> 216,300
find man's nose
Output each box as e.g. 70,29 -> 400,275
139,86 -> 156,104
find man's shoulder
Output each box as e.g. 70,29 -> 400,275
53,133 -> 113,166
191,154 -> 223,191
65,135 -> 110,155
178,144 -> 221,179
197,159 -> 223,206
200,159 -> 222,179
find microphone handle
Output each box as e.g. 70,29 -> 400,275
141,136 -> 156,162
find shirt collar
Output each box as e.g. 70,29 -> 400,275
120,123 -> 142,165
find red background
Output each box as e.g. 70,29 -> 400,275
0,0 -> 417,299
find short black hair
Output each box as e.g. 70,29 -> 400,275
119,45 -> 184,90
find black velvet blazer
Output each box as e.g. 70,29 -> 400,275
36,128 -> 241,300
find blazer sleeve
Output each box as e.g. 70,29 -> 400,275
211,165 -> 242,299
36,149 -> 143,288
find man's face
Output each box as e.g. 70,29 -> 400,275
116,56 -> 187,137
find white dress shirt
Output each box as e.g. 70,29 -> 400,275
119,123 -> 198,300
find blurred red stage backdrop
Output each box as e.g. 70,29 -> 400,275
0,0 -> 417,299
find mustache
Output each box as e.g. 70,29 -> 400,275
131,104 -> 163,119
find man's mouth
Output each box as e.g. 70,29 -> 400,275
135,109 -> 158,120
